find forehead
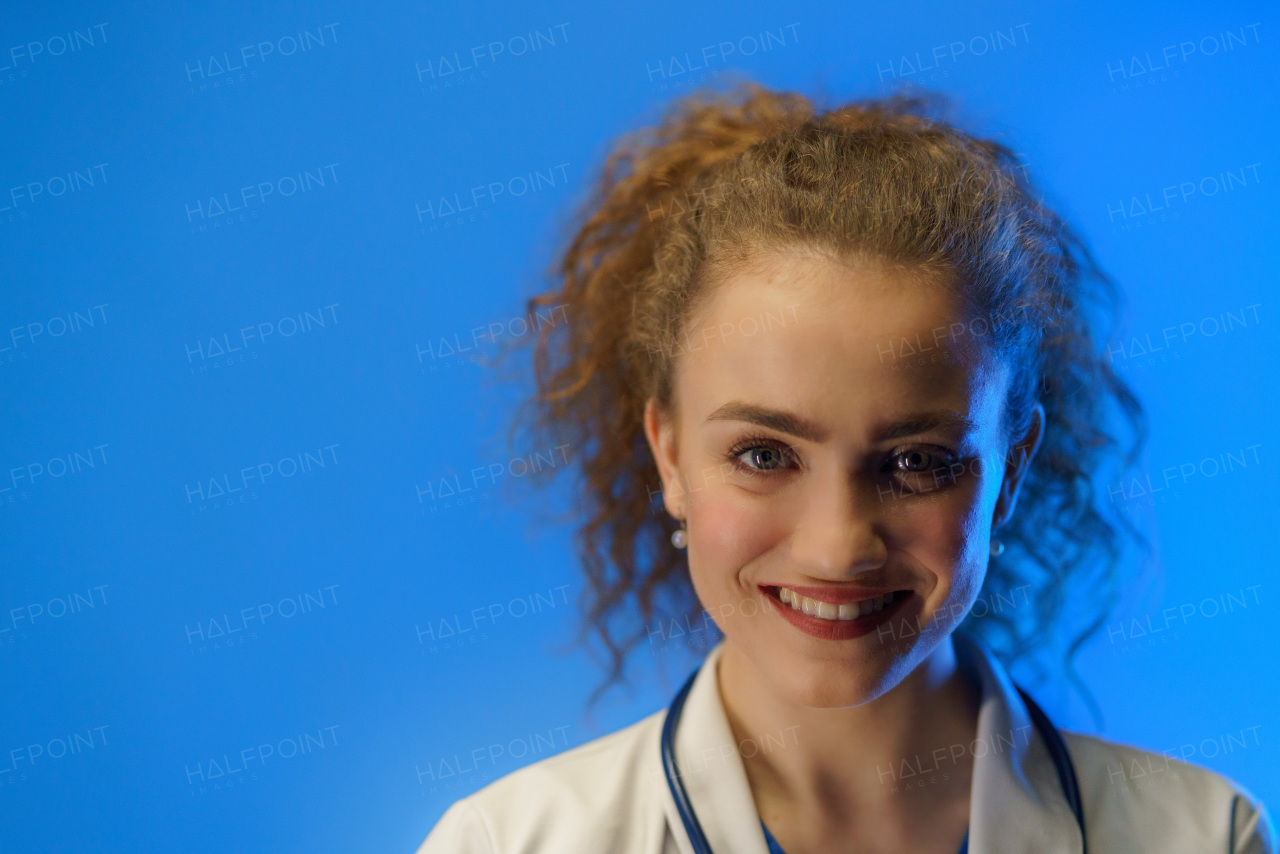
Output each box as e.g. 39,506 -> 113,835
677,250 -> 1007,439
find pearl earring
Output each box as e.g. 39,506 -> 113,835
990,537 -> 1005,557
671,517 -> 688,549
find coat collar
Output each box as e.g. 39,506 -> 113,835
654,632 -> 1084,854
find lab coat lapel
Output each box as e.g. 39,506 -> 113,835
658,642 -> 771,854
654,636 -> 1082,854
956,633 -> 1084,854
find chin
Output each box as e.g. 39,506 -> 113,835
771,659 -> 890,709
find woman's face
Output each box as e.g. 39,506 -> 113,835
643,249 -> 1043,708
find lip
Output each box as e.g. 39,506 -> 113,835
760,584 -> 913,640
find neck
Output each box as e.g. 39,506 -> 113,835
716,636 -> 982,827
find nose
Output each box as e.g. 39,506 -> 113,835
788,467 -> 889,577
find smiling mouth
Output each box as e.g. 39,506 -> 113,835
758,584 -> 915,639
774,586 -> 907,621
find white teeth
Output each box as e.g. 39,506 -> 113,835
777,588 -> 899,622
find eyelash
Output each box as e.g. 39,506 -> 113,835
724,433 -> 960,486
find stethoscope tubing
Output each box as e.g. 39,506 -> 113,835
661,662 -> 1087,854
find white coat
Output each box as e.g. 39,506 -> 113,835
414,634 -> 1276,853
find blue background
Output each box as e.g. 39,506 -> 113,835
1,1 -> 1276,851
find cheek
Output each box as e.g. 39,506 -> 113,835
687,485 -> 776,601
898,487 -> 965,551
900,485 -> 991,602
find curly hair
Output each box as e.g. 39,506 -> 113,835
497,80 -> 1148,712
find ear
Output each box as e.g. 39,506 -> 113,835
993,401 -> 1045,529
643,397 -> 686,518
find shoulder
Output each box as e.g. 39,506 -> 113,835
1062,729 -> 1277,853
413,708 -> 668,854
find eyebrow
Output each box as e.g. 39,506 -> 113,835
705,401 -> 977,444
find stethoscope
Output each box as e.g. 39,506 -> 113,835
660,660 -> 1087,854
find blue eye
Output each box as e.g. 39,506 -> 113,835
887,447 -> 960,492
740,447 -> 786,470
725,436 -> 798,477
897,449 -> 937,472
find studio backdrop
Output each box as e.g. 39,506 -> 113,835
1,0 -> 1276,851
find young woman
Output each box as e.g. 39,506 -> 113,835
414,82 -> 1276,854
